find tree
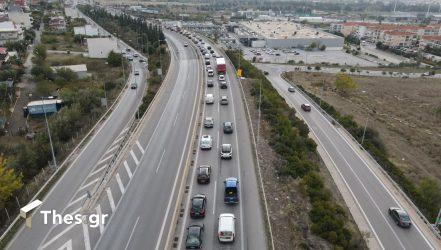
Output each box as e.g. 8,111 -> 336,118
107,50 -> 122,67
335,73 -> 357,96
0,156 -> 23,207
418,178 -> 441,220
56,68 -> 78,83
319,44 -> 326,51
34,44 -> 47,61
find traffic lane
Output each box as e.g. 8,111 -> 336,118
8,61 -> 142,250
226,65 -> 267,250
95,33 -> 201,250
266,72 -> 433,250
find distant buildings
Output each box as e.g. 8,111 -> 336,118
48,16 -> 66,33
0,21 -> 23,45
51,64 -> 88,79
87,37 -> 119,58
0,46 -> 9,64
238,20 -> 344,49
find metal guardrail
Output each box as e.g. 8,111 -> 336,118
280,74 -> 441,241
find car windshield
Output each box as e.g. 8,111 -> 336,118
199,168 -> 209,175
225,122 -> 231,127
193,198 -> 204,207
399,213 -> 410,221
222,145 -> 230,152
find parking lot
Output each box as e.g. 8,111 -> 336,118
242,47 -> 378,67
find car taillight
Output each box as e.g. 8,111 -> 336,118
201,208 -> 205,215
219,232 -> 224,236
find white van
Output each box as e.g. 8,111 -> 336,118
218,213 -> 235,243
205,94 -> 214,104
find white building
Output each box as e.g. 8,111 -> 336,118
0,21 -> 23,45
51,64 -> 88,79
74,25 -> 99,37
87,37 -> 119,58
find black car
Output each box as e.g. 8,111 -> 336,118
207,80 -> 214,87
190,194 -> 207,218
223,122 -> 234,134
197,165 -> 211,184
388,207 -> 412,228
219,81 -> 228,89
185,225 -> 204,249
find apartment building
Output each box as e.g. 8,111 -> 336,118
420,36 -> 441,48
48,16 -> 66,32
382,31 -> 417,47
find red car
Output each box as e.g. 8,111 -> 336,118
301,103 -> 311,112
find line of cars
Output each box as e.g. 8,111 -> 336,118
180,31 -> 239,249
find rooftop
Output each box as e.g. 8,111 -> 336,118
0,21 -> 20,32
240,20 -> 335,39
51,64 -> 87,72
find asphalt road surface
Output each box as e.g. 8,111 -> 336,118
256,63 -> 438,250
175,37 -> 267,250
7,31 -> 148,250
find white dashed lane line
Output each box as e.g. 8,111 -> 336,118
124,160 -> 133,178
106,188 -> 116,212
136,140 -> 145,154
130,150 -> 140,165
116,173 -> 125,193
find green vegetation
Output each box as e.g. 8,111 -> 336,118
226,50 -> 363,249
290,83 -> 441,224
0,157 -> 23,208
335,73 -> 357,96
107,51 -> 122,67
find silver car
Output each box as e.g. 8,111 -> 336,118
200,135 -> 213,150
204,117 -> 214,128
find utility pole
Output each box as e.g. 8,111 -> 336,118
393,0 -> 398,13
41,98 -> 57,169
257,79 -> 262,145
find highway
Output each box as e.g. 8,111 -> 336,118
174,37 -> 267,250
256,63 -> 439,250
7,25 -> 148,250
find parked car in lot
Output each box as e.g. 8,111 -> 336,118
223,121 -> 233,134
301,103 -> 311,112
200,135 -> 213,150
388,207 -> 412,228
204,117 -> 214,128
190,194 -> 207,218
288,86 -> 295,92
224,177 -> 239,204
218,213 -> 235,243
197,165 -> 211,184
186,224 -> 204,249
207,80 -> 214,87
220,144 -> 232,159
205,94 -> 214,104
220,96 -> 228,105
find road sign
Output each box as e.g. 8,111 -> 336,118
236,68 -> 242,77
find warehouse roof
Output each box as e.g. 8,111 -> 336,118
240,20 -> 335,39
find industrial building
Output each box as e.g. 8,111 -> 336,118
23,99 -> 63,117
238,21 -> 344,50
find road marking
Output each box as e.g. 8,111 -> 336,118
217,130 -> 220,149
90,164 -> 108,177
124,160 -> 133,178
78,178 -> 100,191
155,149 -> 166,174
213,180 -> 217,215
173,112 -> 179,127
40,224 -> 77,249
97,154 -> 113,165
106,188 -> 116,212
96,204 -> 104,234
82,221 -> 91,250
57,239 -> 72,250
112,135 -> 124,146
119,126 -> 129,136
105,144 -> 119,155
116,173 -> 125,193
67,194 -> 87,207
124,216 -> 140,250
130,150 -> 139,165
136,140 -> 145,154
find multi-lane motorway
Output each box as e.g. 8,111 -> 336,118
256,63 -> 439,250
175,38 -> 267,250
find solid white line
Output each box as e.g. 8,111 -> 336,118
97,154 -> 113,165
82,221 -> 91,250
112,136 -> 124,146
78,178 -> 99,191
106,188 -> 116,212
116,173 -> 125,193
96,204 -> 104,234
217,130 -> 220,149
124,216 -> 140,250
57,239 -> 72,250
124,160 -> 133,178
39,224 -> 77,249
130,150 -> 139,165
90,164 -> 108,177
155,149 -> 166,174
213,181 -> 217,215
119,126 -> 129,136
136,141 -> 145,154
105,144 -> 119,155
66,194 -> 87,207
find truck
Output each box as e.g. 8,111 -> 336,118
216,57 -> 226,74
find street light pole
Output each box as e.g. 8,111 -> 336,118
257,79 -> 262,145
41,98 -> 57,169
361,117 -> 369,145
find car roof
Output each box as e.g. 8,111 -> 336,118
221,96 -> 227,99
303,103 -> 310,106
219,213 -> 235,231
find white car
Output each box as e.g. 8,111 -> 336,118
220,144 -> 232,159
218,74 -> 226,81
200,135 -> 213,150
205,94 -> 214,104
218,213 -> 235,243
